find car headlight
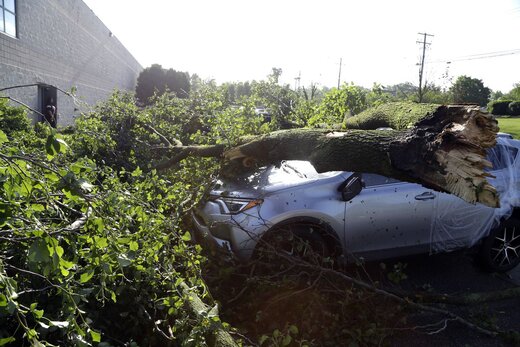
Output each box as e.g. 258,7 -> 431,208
220,198 -> 263,214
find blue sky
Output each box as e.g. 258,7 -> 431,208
83,0 -> 520,92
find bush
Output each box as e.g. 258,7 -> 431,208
0,97 -> 31,136
488,100 -> 513,115
509,101 -> 520,116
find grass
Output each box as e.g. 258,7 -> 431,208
497,117 -> 520,139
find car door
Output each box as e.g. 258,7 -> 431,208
344,173 -> 435,260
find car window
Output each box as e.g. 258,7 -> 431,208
362,173 -> 400,187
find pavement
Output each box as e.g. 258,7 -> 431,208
384,252 -> 520,346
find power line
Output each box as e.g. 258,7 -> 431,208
427,48 -> 520,64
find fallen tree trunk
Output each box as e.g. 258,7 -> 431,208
158,104 -> 499,207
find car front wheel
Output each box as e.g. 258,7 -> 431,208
254,223 -> 332,266
479,218 -> 520,273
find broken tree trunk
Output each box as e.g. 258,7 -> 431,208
158,104 -> 499,207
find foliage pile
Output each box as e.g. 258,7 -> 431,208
0,87 -> 268,345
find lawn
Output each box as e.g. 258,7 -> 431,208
497,117 -> 520,139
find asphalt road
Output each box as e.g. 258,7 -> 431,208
385,252 -> 520,346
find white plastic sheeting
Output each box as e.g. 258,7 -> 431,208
430,137 -> 520,252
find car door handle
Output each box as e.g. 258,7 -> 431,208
415,192 -> 435,200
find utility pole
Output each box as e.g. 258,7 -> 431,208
337,57 -> 343,89
417,32 -> 434,103
294,71 -> 301,90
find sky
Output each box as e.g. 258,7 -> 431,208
82,0 -> 520,93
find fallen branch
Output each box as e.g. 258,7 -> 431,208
179,281 -> 238,347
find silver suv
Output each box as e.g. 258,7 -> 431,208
192,137 -> 520,272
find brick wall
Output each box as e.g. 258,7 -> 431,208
0,0 -> 142,125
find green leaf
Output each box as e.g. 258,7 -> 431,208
45,135 -> 57,159
259,335 -> 269,345
289,325 -> 299,335
129,241 -> 139,251
117,254 -> 132,267
0,337 -> 15,346
44,172 -> 60,182
33,309 -> 44,319
110,290 -> 117,303
91,218 -> 105,233
31,204 -> 45,212
181,232 -> 192,242
282,334 -> 292,346
117,237 -> 131,244
80,271 -> 94,284
90,330 -> 101,343
27,329 -> 38,339
131,167 -> 142,177
28,239 -> 50,263
55,137 -> 69,153
30,302 -> 44,319
0,130 -> 8,145
0,294 -> 7,307
95,237 -> 108,249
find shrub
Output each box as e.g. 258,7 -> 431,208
0,97 -> 31,136
488,100 -> 513,115
509,101 -> 520,116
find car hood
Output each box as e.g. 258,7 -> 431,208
210,162 -> 349,199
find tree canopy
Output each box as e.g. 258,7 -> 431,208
135,64 -> 191,104
449,75 -> 491,106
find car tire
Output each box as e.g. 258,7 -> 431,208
479,218 -> 520,273
255,223 -> 332,266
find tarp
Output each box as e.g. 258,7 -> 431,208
431,136 -> 520,252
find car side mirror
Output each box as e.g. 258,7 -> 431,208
341,176 -> 363,201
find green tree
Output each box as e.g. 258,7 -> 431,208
268,67 -> 283,84
135,64 -> 190,104
308,84 -> 368,126
165,68 -> 190,98
384,82 -> 418,100
135,64 -> 166,104
421,83 -> 450,104
449,75 -> 491,106
504,83 -> 520,100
